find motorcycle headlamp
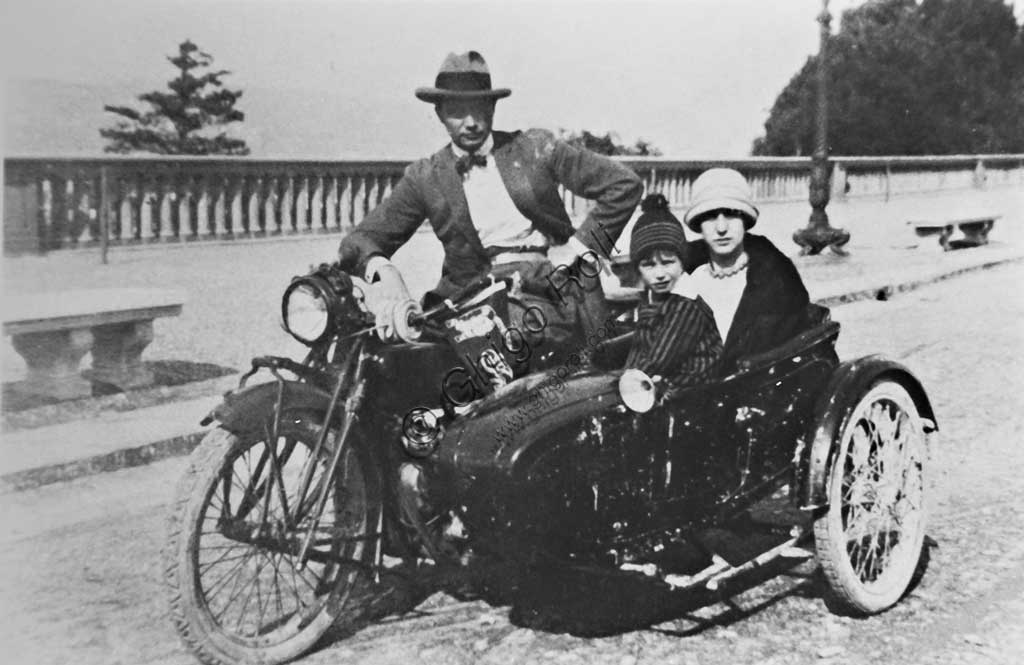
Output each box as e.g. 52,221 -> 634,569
282,275 -> 338,345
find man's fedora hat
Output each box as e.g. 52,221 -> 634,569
415,51 -> 512,103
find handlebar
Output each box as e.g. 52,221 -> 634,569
327,264 -> 514,344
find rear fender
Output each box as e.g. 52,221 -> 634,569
798,355 -> 938,509
202,380 -> 335,436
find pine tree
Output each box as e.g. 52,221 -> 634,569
101,40 -> 250,155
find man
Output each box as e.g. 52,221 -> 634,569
337,51 -> 643,357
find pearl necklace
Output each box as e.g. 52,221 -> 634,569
709,252 -> 749,279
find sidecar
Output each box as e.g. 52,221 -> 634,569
425,310 -> 937,615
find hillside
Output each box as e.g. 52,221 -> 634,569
2,78 -> 430,158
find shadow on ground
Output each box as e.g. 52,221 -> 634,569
313,521 -> 828,652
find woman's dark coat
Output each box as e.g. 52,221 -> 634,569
685,234 -> 810,371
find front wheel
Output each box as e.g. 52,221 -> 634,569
163,414 -> 381,665
813,380 -> 927,614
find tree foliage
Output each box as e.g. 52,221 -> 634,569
101,40 -> 249,155
753,0 -> 1024,155
558,129 -> 662,156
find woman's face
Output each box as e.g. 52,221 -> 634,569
699,209 -> 747,262
637,250 -> 684,294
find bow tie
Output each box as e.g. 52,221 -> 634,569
455,152 -> 488,175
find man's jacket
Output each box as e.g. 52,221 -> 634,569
337,129 -> 643,297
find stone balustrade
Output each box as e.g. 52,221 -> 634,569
4,154 -> 1023,255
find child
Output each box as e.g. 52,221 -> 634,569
624,194 -> 723,388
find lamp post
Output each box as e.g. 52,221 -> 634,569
793,0 -> 850,256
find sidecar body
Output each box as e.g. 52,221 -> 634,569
426,313 -> 937,611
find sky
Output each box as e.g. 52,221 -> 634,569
1,0 -> 1003,158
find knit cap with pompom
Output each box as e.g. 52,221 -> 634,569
630,193 -> 687,263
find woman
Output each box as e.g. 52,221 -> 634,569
624,194 -> 722,388
683,168 -> 811,371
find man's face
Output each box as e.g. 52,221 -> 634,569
436,98 -> 495,153
698,210 -> 748,262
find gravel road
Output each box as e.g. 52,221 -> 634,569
1,261 -> 1023,665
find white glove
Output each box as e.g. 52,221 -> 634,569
364,258 -> 421,342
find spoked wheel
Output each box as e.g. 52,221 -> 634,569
164,413 -> 381,665
814,380 -> 927,614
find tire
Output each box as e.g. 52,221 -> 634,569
813,379 -> 927,615
164,413 -> 380,665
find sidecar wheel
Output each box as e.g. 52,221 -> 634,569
813,380 -> 927,615
163,415 -> 380,665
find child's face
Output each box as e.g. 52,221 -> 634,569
637,250 -> 684,295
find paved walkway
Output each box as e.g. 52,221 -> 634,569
1,186 -> 1021,490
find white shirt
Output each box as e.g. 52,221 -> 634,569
366,133 -> 592,280
691,263 -> 747,343
451,135 -> 548,250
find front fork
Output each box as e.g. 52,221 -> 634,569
288,338 -> 371,570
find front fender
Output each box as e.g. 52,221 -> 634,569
202,380 -> 334,436
798,355 -> 938,508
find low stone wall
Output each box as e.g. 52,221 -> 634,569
5,154 -> 1022,255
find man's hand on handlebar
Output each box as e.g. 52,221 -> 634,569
364,257 -> 422,342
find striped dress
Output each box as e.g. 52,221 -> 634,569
624,288 -> 724,388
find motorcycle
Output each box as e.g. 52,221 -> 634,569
164,261 -> 937,665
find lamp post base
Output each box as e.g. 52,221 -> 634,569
793,224 -> 851,256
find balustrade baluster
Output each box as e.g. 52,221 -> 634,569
114,177 -> 130,243
68,173 -> 84,245
209,176 -> 226,238
309,175 -> 323,233
300,176 -> 313,233
50,174 -> 72,249
370,174 -> 382,218
352,176 -> 366,225
218,175 -> 234,239
285,174 -> 299,233
159,176 -> 178,242
272,176 -> 288,235
80,174 -> 100,245
37,178 -> 53,249
291,175 -> 304,233
96,171 -> 112,248
182,175 -> 198,240
325,177 -> 339,231
270,176 -> 284,235
69,172 -> 93,245
65,175 -> 84,246
291,175 -> 303,233
142,176 -> 161,241
254,177 -> 269,237
238,175 -> 251,236
197,176 -> 212,239
338,175 -> 353,228
379,174 -> 394,203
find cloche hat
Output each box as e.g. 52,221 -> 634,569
683,168 -> 759,232
415,51 -> 512,103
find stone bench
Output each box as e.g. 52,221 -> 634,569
908,214 -> 1001,251
2,288 -> 184,399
